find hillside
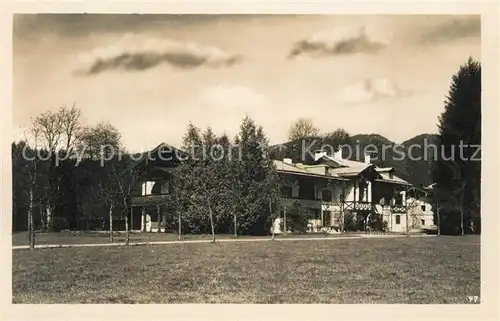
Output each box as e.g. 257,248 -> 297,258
400,133 -> 440,186
269,133 -> 439,186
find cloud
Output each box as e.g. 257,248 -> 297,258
14,14 -> 262,39
419,16 -> 480,44
75,35 -> 241,75
339,78 -> 411,105
289,26 -> 387,58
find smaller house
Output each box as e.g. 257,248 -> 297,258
129,143 -> 186,232
272,149 -> 414,234
406,186 -> 437,232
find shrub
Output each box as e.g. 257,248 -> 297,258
343,212 -> 357,231
368,213 -> 384,231
284,201 -> 309,233
52,216 -> 70,232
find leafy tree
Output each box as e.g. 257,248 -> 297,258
322,128 -> 352,148
367,213 -> 384,231
77,121 -> 122,160
431,57 -> 481,235
288,118 -> 320,141
172,126 -> 227,241
234,117 -> 280,235
171,118 -> 280,237
343,212 -> 357,232
282,200 -> 309,233
79,122 -> 124,242
171,124 -> 226,239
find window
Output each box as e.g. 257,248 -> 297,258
395,215 -> 401,225
322,189 -> 332,202
358,181 -> 367,201
421,205 -> 426,211
394,193 -> 403,205
421,219 -> 425,226
161,182 -> 170,194
298,180 -> 315,200
389,172 -> 394,179
323,211 -> 331,226
152,181 -> 170,195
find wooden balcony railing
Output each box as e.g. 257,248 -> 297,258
343,201 -> 372,211
280,197 -> 339,209
390,205 -> 407,213
131,194 -> 170,206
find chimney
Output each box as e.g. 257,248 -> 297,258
283,158 -> 293,165
365,153 -> 371,164
314,150 -> 326,161
334,148 -> 343,160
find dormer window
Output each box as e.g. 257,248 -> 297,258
152,181 -> 170,195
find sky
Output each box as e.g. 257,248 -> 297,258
13,14 -> 481,152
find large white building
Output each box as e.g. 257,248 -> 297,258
271,150 -> 435,233
130,143 -> 435,234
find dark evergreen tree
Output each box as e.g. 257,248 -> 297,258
431,57 -> 481,235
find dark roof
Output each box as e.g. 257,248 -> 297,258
128,142 -> 188,171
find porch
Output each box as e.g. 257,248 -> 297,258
272,197 -> 408,234
130,194 -> 172,232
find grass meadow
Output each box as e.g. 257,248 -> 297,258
12,235 -> 480,304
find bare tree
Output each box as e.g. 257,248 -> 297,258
59,105 -> 83,151
17,128 -> 46,250
112,159 -> 138,245
31,105 -> 83,231
288,118 -> 320,141
95,168 -> 118,243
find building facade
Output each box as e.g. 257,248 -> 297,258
130,143 -> 435,234
271,150 -> 415,234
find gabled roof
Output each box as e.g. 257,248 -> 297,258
330,164 -> 372,177
130,142 -> 188,169
275,153 -> 410,186
375,172 -> 411,185
273,160 -> 349,180
315,153 -> 367,168
315,154 -> 376,177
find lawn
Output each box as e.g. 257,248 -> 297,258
12,235 -> 480,303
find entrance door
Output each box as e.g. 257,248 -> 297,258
323,210 -> 331,226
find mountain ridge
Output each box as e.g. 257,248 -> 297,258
269,133 -> 439,186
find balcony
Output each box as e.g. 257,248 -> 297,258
343,201 -> 372,212
281,197 -> 339,210
131,194 -> 170,206
390,205 -> 407,213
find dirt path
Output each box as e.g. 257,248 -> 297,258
12,234 -> 435,250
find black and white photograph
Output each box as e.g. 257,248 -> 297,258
4,4 -> 497,314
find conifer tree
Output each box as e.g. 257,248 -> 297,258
431,57 -> 481,235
